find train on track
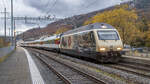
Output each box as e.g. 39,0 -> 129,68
22,23 -> 123,63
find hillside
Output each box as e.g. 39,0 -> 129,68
18,1 -> 150,41
17,4 -> 116,41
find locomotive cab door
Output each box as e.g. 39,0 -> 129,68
89,31 -> 96,51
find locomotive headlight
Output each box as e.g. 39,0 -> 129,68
100,48 -> 106,51
117,47 -> 122,51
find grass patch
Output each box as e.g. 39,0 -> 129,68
0,38 -> 10,48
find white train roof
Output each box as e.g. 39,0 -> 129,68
63,23 -> 116,35
24,34 -> 60,44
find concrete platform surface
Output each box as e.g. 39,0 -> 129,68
0,47 -> 32,84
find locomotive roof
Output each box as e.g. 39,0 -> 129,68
63,23 -> 115,35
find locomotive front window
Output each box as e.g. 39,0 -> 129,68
98,31 -> 119,40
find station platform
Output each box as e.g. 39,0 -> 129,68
0,47 -> 32,84
0,47 -> 46,84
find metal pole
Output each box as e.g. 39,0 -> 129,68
11,0 -> 13,46
14,20 -> 16,48
4,8 -> 6,39
9,28 -> 10,41
14,20 -> 15,38
9,28 -> 10,37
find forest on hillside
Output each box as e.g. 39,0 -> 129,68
83,4 -> 150,47
46,0 -> 150,47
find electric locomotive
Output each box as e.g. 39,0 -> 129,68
60,23 -> 123,63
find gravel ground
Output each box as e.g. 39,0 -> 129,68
37,53 -> 101,84
39,51 -> 127,84
29,51 -> 65,84
29,48 -> 150,84
48,52 -> 150,84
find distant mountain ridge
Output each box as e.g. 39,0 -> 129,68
18,1 -> 150,41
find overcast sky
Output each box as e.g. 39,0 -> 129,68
0,0 -> 129,36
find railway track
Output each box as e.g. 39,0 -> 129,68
106,63 -> 150,78
118,61 -> 150,72
104,57 -> 150,79
28,48 -> 150,84
57,55 -> 150,84
30,48 -> 106,84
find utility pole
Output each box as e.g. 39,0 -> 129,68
0,8 -> 8,39
11,0 -> 14,46
9,28 -> 10,39
4,8 -> 6,39
14,20 -> 16,37
14,20 -> 16,48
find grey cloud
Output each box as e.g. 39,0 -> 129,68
0,0 -> 129,35
23,0 -> 129,17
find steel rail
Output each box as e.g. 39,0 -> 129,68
35,53 -> 72,84
31,48 -> 106,84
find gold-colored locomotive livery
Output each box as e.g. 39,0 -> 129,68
60,23 -> 123,63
